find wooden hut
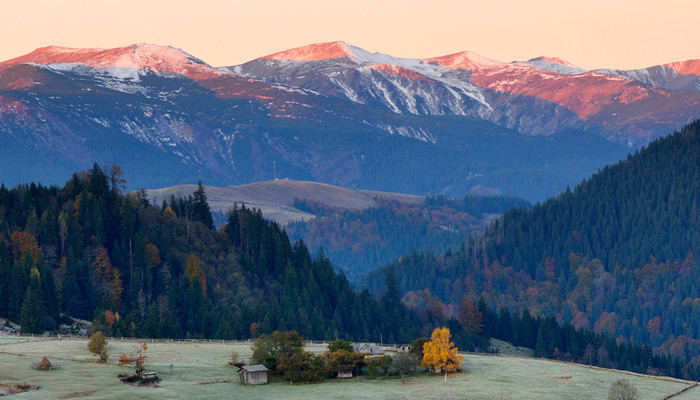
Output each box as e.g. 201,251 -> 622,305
238,365 -> 268,385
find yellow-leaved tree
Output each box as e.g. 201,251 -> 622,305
421,327 -> 464,382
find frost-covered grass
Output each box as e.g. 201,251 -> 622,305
0,336 -> 694,399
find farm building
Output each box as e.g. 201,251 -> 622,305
352,343 -> 384,359
397,344 -> 412,353
238,365 -> 268,385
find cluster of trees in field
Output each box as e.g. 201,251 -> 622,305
362,121 -> 700,366
249,329 -> 461,384
0,164 -> 420,343
285,195 -> 527,276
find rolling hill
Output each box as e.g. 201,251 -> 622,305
145,180 -> 527,275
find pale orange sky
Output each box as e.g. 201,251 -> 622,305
2,0 -> 698,70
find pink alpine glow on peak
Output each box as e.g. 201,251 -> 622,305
260,41 -> 357,61
369,64 -> 433,82
664,59 -> 700,76
2,44 -> 222,80
424,51 -> 504,71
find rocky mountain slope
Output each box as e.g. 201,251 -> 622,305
232,41 -> 700,146
1,42 -> 696,201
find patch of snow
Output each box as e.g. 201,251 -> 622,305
521,57 -> 587,75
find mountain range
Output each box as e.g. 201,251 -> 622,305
232,42 -> 700,145
1,42 -> 698,201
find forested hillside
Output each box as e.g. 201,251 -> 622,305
0,165 -> 419,343
285,195 -> 528,276
363,120 -> 700,362
2,163 -> 699,379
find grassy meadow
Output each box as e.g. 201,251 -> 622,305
0,336 -> 697,399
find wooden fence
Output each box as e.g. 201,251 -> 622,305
0,332 -> 332,347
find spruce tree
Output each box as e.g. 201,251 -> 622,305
20,267 -> 44,334
191,181 -> 213,229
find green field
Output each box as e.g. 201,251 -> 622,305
0,336 -> 697,399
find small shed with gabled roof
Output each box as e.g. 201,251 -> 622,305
238,365 -> 268,385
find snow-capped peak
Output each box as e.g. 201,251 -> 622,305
260,41 -> 358,61
423,51 -> 504,71
522,56 -> 587,75
532,56 -> 579,68
3,44 -> 222,80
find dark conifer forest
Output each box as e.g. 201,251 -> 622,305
363,120 -> 700,367
0,164 -> 419,343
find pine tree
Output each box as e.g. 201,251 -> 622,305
191,181 -> 213,229
20,267 -> 44,334
534,324 -> 547,358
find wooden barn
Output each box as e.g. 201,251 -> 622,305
238,365 -> 268,385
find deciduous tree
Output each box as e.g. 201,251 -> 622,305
421,327 -> 464,382
88,331 -> 109,362
322,349 -> 364,377
118,341 -> 148,377
607,378 -> 639,400
277,350 -> 322,383
392,353 -> 418,382
251,331 -> 304,371
459,298 -> 483,335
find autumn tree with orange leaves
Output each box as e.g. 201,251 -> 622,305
118,341 -> 148,377
185,253 -> 206,298
421,327 -> 464,382
90,246 -> 123,309
459,298 -> 483,336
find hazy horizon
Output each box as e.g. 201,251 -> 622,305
3,0 -> 699,70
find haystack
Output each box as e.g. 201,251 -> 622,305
36,357 -> 52,370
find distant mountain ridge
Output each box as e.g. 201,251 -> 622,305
0,42 -> 697,201
232,41 -> 700,145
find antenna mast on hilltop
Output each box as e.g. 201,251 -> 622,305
273,161 -> 278,180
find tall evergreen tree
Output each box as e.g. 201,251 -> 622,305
20,267 -> 44,333
191,181 -> 213,229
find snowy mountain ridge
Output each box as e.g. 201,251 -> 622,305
0,41 -> 698,202
234,41 -> 700,144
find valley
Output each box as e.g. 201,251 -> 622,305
1,36 -> 700,397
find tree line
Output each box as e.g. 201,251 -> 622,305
0,163 -> 420,343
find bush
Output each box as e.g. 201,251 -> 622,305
608,379 -> 639,400
87,331 -> 108,362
